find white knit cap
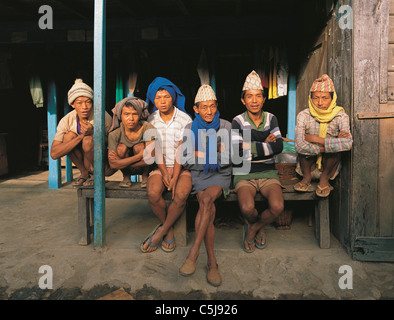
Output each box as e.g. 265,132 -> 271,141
242,70 -> 263,91
194,84 -> 217,104
68,79 -> 94,106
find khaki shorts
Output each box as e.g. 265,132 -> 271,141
149,167 -> 191,179
234,178 -> 282,193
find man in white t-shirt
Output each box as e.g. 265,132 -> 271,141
140,77 -> 192,254
50,79 -> 115,186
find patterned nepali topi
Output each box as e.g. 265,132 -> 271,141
194,84 -> 217,104
68,78 -> 94,106
310,74 -> 335,92
242,70 -> 263,91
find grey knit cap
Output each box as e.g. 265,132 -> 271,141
68,79 -> 94,106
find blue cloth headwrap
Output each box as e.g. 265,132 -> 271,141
146,77 -> 188,115
191,110 -> 221,174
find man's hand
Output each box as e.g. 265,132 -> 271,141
265,133 -> 276,143
242,142 -> 250,150
161,170 -> 171,189
108,150 -> 120,161
338,131 -> 351,139
168,176 -> 177,200
195,151 -> 205,159
80,120 -> 93,136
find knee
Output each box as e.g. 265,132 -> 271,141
82,136 -> 94,151
173,191 -> 189,207
270,200 -> 284,217
133,142 -> 144,155
239,202 -> 256,219
147,187 -> 162,204
198,195 -> 215,213
116,144 -> 128,158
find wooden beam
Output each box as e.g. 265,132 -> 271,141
353,237 -> 394,262
357,112 -> 394,119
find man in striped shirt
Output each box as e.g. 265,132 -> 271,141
140,77 -> 192,253
232,71 -> 284,253
294,74 -> 352,197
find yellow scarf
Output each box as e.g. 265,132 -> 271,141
308,91 -> 344,169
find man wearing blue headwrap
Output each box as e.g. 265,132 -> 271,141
179,85 -> 232,287
140,77 -> 192,254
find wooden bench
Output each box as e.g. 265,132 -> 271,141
77,179 -> 330,249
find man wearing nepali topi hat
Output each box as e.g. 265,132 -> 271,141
50,79 -> 116,187
294,74 -> 353,197
232,70 -> 284,253
178,84 -> 232,287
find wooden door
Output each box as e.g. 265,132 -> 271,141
352,0 -> 394,262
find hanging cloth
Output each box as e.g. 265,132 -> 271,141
29,75 -> 44,108
115,73 -> 124,103
276,47 -> 288,97
197,48 -> 210,86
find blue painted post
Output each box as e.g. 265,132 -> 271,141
63,99 -> 73,182
93,0 -> 106,248
47,79 -> 61,189
287,72 -> 297,143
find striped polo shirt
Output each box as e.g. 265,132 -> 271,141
148,106 -> 192,167
231,111 -> 283,175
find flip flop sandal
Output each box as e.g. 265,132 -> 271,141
294,182 -> 313,192
82,177 -> 94,186
255,232 -> 267,249
119,181 -> 132,188
316,185 -> 332,198
72,176 -> 88,187
140,224 -> 162,253
242,224 -> 255,253
161,236 -> 175,253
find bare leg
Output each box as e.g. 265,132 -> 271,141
117,144 -> 132,183
63,132 -> 89,178
238,184 -> 284,251
146,174 -> 192,251
81,135 -> 94,174
298,154 -> 316,185
317,153 -> 341,196
237,186 -> 258,251
143,174 -> 167,252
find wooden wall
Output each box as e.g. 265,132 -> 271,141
326,5 -> 353,248
352,0 -> 394,260
378,0 -> 394,237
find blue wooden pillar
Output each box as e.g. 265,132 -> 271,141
47,78 -> 61,189
287,72 -> 297,142
93,0 -> 106,248
63,99 -> 73,182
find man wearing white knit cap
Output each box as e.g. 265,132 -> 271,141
232,70 -> 284,253
51,79 -> 115,186
177,84 -> 232,287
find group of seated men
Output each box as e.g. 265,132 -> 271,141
51,71 -> 353,287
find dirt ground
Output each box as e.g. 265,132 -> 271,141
0,169 -> 393,301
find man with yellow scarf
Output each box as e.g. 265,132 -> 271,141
294,74 -> 353,197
